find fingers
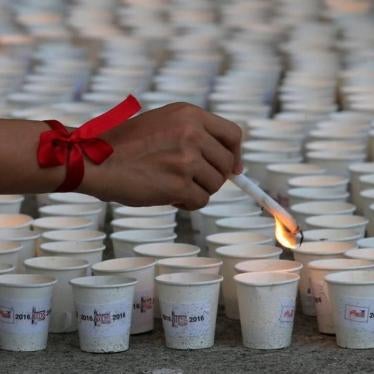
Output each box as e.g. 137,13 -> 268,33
175,181 -> 210,211
201,111 -> 243,174
193,157 -> 225,195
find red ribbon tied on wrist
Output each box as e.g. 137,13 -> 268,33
38,94 -> 141,192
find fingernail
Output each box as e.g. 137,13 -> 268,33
234,163 -> 243,175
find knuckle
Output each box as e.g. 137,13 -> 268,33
179,122 -> 201,143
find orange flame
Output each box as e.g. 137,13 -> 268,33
274,217 -> 299,249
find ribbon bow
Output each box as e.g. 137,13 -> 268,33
38,94 -> 141,192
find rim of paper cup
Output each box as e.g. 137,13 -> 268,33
305,215 -> 368,229
24,256 -> 89,271
359,174 -> 374,184
290,201 -> 356,215
48,192 -> 101,204
39,204 -> 102,216
40,241 -> 105,254
0,195 -> 24,204
266,163 -> 325,175
215,244 -> 282,259
200,204 -> 261,218
357,238 -> 374,248
288,188 -> 349,200
345,249 -> 374,260
157,257 -> 222,269
133,243 -> 200,258
0,263 -> 15,273
307,151 -> 366,161
0,274 -> 57,288
293,241 -> 354,255
41,229 -> 105,242
325,270 -> 374,285
32,216 -> 93,230
0,241 -> 22,254
303,229 -> 361,242
234,271 -> 299,287
206,232 -> 273,246
242,153 -> 302,164
114,205 -> 177,217
242,140 -> 301,153
70,275 -> 138,289
92,257 -> 156,273
308,258 -> 374,271
288,175 -> 349,188
215,216 -> 275,230
111,230 -> 177,243
0,229 -> 40,241
155,272 -> 223,286
0,214 -> 33,229
111,218 -> 177,230
349,163 -> 374,174
235,259 -> 303,273
361,189 -> 374,199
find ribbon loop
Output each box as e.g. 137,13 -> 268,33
38,94 -> 141,192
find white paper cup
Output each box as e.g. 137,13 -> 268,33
206,232 -> 273,259
234,272 -> 299,349
0,229 -> 40,272
156,272 -> 222,350
368,204 -> 374,236
305,215 -> 368,236
111,217 -> 177,235
0,263 -> 15,274
24,257 -> 89,333
216,244 -> 282,319
0,214 -> 33,231
292,241 -> 355,316
32,217 -> 95,234
0,195 -> 24,214
326,270 -> 374,348
357,238 -> 374,248
0,274 -> 56,351
133,243 -> 200,260
40,241 -> 105,271
288,188 -> 349,205
41,229 -> 105,246
290,202 -> 356,230
157,257 -> 222,275
241,140 -> 301,158
349,163 -> 374,213
265,163 -> 325,206
303,229 -> 362,244
113,206 -> 177,223
306,151 -> 366,178
92,257 -> 156,334
288,175 -> 349,193
345,244 -> 374,259
309,259 -> 374,334
199,203 -> 262,239
0,242 -> 22,271
215,216 -> 275,237
111,230 -> 177,258
235,259 -> 303,274
48,193 -> 106,228
39,204 -> 101,230
357,174 -> 374,214
306,141 -> 366,155
70,275 -> 137,353
359,189 -> 374,218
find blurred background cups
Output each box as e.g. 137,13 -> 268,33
0,242 -> 22,272
157,257 -> 222,275
0,195 -> 24,214
32,217 -> 95,234
234,272 -> 299,350
92,257 -> 156,335
156,272 -> 223,350
24,256 -> 89,333
0,274 -> 56,351
133,243 -> 200,260
41,229 -> 105,246
111,217 -> 176,235
288,175 -> 349,193
111,230 -> 177,258
235,259 -> 303,275
70,276 -> 137,353
215,216 -> 275,237
216,244 -> 282,319
303,229 -> 363,245
0,214 -> 33,231
288,188 -> 349,206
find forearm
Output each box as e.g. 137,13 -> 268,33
0,119 -> 64,194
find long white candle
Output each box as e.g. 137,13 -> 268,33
230,173 -> 300,235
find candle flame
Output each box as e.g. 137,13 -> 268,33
274,217 -> 301,249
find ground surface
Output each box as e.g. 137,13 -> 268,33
2,197 -> 374,374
